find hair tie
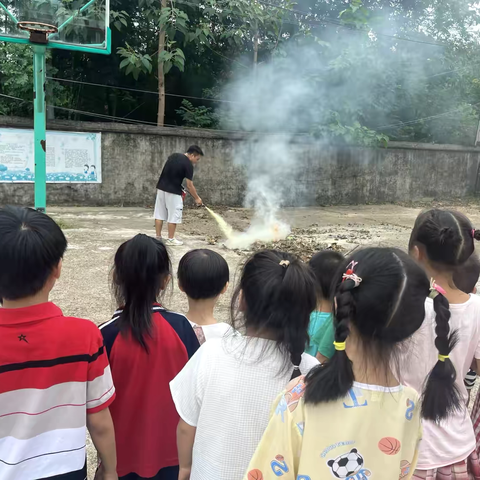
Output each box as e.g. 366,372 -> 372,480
333,341 -> 346,351
438,354 -> 449,362
472,229 -> 476,239
279,260 -> 290,268
429,278 -> 447,299
342,260 -> 362,287
292,365 -> 300,370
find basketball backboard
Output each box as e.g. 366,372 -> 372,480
0,0 -> 110,53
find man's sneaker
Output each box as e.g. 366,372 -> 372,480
166,238 -> 184,246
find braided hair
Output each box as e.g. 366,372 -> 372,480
408,209 -> 477,421
230,250 -> 317,379
305,248 -> 448,416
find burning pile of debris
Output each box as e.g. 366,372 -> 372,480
246,228 -> 345,262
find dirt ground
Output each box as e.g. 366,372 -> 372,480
46,203 -> 480,478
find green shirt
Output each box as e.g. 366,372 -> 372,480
305,311 -> 335,358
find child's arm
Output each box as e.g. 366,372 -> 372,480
177,419 -> 196,480
87,408 -> 118,480
316,351 -> 329,364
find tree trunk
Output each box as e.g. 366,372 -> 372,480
157,0 -> 167,126
253,32 -> 259,74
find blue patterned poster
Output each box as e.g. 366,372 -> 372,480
0,128 -> 102,183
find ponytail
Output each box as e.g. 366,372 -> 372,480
305,280 -> 356,403
421,287 -> 461,422
280,259 -> 311,380
113,234 -> 171,352
231,250 -> 317,379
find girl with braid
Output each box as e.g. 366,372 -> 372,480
245,247 -> 457,480
170,250 -> 319,480
402,209 -> 480,479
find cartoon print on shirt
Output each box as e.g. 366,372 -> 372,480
285,380 -> 306,413
343,387 -> 368,409
271,455 -> 289,477
405,399 -> 415,420
275,395 -> 288,423
247,468 -> 264,480
296,422 -> 305,436
327,448 -> 372,479
399,460 -> 411,479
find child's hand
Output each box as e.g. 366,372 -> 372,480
94,464 -> 118,480
179,467 -> 191,480
103,473 -> 118,480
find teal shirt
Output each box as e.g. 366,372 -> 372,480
305,311 -> 335,358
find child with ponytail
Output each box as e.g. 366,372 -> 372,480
245,247 -> 451,480
401,209 -> 480,479
170,250 -> 319,480
100,234 -> 200,480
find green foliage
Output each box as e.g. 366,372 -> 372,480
176,99 -> 219,128
1,0 -> 480,146
117,44 -> 152,80
0,43 -> 70,116
313,115 -> 389,147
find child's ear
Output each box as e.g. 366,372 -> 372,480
52,259 -> 63,280
474,287 -> 477,294
220,282 -> 229,295
178,280 -> 185,293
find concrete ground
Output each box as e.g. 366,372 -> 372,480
45,203 -> 480,478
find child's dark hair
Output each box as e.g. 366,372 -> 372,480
178,249 -> 229,300
113,234 -> 171,351
0,206 -> 67,300
453,254 -> 480,294
309,250 -> 345,299
231,250 -> 317,380
305,247 -> 459,422
408,208 -> 476,420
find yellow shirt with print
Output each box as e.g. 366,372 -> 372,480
245,376 -> 421,480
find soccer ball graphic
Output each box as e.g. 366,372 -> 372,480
327,449 -> 364,478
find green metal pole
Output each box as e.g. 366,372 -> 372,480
33,45 -> 47,212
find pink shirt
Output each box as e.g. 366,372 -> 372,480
400,295 -> 480,469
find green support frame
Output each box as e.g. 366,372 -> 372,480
33,45 -> 47,212
0,2 -> 110,211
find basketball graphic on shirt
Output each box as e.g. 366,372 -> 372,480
285,379 -> 306,412
247,469 -> 263,480
275,455 -> 284,462
378,437 -> 401,455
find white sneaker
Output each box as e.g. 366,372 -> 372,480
166,238 -> 184,246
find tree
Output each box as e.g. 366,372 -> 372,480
0,43 -> 70,117
115,0 -> 213,125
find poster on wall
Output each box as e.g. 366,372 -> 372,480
0,128 -> 102,183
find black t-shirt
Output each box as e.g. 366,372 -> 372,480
156,153 -> 194,195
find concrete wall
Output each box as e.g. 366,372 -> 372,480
0,116 -> 479,207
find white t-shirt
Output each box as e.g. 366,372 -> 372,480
170,335 -> 319,480
187,320 -> 232,342
400,294 -> 480,469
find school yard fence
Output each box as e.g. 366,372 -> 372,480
1,116 -> 480,207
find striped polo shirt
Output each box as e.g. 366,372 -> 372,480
0,302 -> 116,480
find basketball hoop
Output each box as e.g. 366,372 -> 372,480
18,21 -> 58,44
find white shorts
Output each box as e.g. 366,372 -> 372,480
154,189 -> 183,224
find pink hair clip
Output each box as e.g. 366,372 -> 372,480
429,278 -> 446,298
342,261 -> 362,287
